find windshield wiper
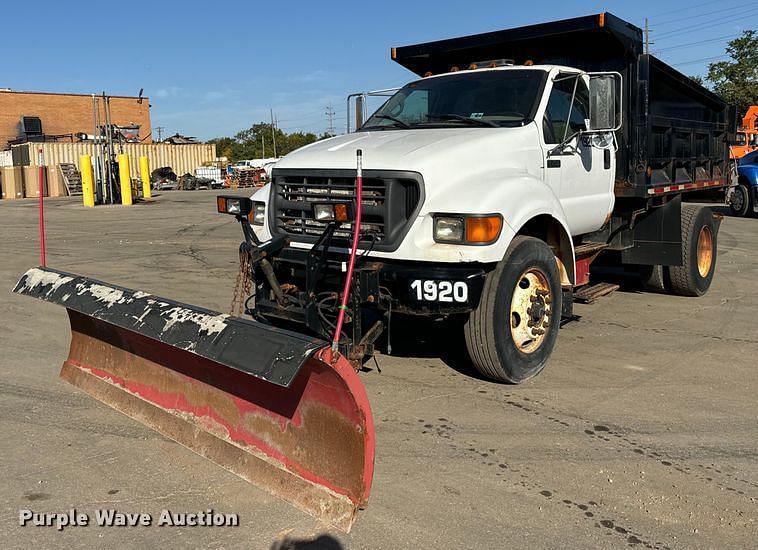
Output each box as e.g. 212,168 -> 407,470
427,114 -> 498,127
366,114 -> 410,129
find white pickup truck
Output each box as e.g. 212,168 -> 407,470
240,13 -> 732,383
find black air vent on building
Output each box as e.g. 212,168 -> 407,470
20,116 -> 43,136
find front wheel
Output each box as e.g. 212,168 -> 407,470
464,236 -> 562,383
729,183 -> 752,217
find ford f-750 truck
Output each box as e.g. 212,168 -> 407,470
240,13 -> 734,383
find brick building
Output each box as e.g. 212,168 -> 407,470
0,90 -> 151,149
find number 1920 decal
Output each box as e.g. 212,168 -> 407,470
410,280 -> 468,302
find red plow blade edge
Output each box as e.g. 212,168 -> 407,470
13,267 -> 375,532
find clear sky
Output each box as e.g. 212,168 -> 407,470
1,0 -> 754,140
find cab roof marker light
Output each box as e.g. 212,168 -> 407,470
467,59 -> 515,70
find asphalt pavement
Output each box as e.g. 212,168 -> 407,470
1,191 -> 755,549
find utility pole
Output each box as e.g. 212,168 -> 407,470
155,126 -> 165,142
270,109 -> 277,158
644,18 -> 653,55
325,103 -> 336,135
261,133 -> 265,159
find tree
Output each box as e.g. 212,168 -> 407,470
689,75 -> 704,86
706,30 -> 758,116
208,123 -> 329,162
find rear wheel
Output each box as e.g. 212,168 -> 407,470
464,236 -> 562,383
669,204 -> 717,297
638,264 -> 667,293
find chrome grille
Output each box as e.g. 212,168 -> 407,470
272,171 -> 422,251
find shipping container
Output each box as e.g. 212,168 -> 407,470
11,142 -> 216,178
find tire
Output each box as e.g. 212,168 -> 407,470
729,183 -> 752,217
638,264 -> 668,293
464,236 -> 562,383
668,204 -> 717,297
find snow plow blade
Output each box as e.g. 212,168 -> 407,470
12,267 -> 375,532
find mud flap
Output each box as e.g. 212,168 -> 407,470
12,267 -> 375,532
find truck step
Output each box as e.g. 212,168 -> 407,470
574,282 -> 619,304
574,241 -> 609,257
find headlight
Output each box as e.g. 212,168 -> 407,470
433,216 -> 465,243
216,195 -> 252,216
433,214 -> 502,245
226,198 -> 242,214
312,202 -> 352,223
313,203 -> 335,221
251,201 -> 265,225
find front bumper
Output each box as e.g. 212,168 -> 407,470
252,246 -> 493,346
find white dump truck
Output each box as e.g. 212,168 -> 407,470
239,13 -> 733,383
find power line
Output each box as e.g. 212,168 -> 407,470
279,119 -> 346,133
654,33 -> 742,54
672,55 -> 729,68
655,10 -> 758,40
276,112 -> 346,126
658,13 -> 758,40
646,0 -> 724,19
652,4 -> 746,27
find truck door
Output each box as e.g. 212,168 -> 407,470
541,74 -> 614,235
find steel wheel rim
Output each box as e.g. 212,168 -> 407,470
731,187 -> 746,212
510,268 -> 552,354
696,225 -> 713,278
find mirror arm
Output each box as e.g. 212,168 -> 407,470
548,130 -> 582,157
561,75 -> 580,144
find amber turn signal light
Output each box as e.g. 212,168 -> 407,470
334,203 -> 349,223
465,216 -> 502,244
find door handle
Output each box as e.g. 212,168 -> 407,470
547,159 -> 561,168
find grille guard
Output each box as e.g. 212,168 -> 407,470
270,168 -> 425,253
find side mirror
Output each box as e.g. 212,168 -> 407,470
588,73 -> 622,132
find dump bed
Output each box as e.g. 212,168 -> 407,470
392,12 -> 734,200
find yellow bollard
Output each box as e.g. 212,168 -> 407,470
139,156 -> 151,199
79,155 -> 95,207
117,154 -> 132,205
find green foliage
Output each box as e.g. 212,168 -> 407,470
689,75 -> 704,86
208,123 -> 333,162
706,30 -> 758,116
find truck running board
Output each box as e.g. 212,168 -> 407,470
574,282 -> 620,304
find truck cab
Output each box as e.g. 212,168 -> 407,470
255,64 -> 620,269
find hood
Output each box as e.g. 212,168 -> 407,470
274,126 -> 539,174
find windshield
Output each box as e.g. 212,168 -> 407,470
361,69 -> 546,130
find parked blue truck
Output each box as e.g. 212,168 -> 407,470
731,150 -> 758,217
